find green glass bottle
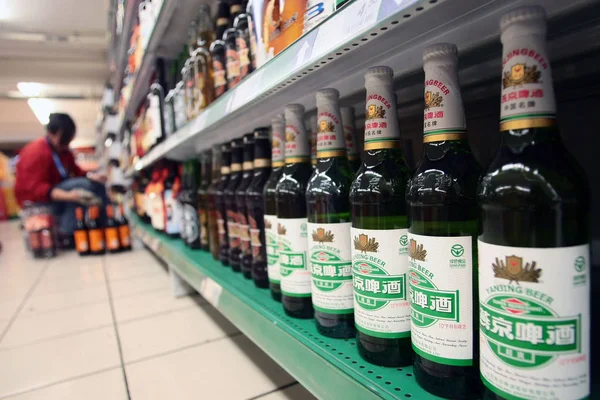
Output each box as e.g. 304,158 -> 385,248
217,143 -> 231,265
309,115 -> 318,170
198,149 -> 212,251
406,44 -> 481,399
226,138 -> 244,271
478,7 -> 590,400
265,115 -> 286,301
349,66 -> 412,366
238,133 -> 255,279
276,104 -> 313,319
307,88 -> 355,338
246,128 -> 272,288
340,106 -> 360,172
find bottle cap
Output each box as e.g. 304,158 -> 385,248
284,104 -> 305,115
316,88 -> 340,105
365,66 -> 394,86
500,5 -> 546,32
423,43 -> 458,66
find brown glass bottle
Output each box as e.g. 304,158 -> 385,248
87,205 -> 106,256
238,133 -> 255,279
234,13 -> 253,80
217,143 -> 232,265
226,138 -> 244,271
224,27 -> 241,90
74,207 -> 90,256
105,205 -> 121,253
210,1 -> 229,99
246,128 -> 271,287
208,145 -> 222,259
117,204 -> 132,252
198,150 -> 212,251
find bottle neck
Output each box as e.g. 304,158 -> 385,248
363,82 -> 401,151
316,101 -> 347,159
315,155 -> 349,172
499,24 -> 556,132
284,112 -> 310,164
422,60 -> 466,143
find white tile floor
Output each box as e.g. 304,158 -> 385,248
0,221 -> 316,400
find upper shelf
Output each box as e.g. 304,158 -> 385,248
126,0 -> 600,175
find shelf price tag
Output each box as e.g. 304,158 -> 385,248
199,277 -> 223,308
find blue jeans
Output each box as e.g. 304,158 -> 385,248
52,177 -> 110,235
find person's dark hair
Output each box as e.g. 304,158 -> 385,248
47,113 -> 76,145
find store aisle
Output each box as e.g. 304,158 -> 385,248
0,221 -> 315,400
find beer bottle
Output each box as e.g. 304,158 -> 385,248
478,6 -> 590,399
217,143 -> 232,265
224,27 -> 241,90
349,66 -> 412,366
210,1 -> 230,99
117,204 -> 132,252
237,133 -> 255,279
265,115 -> 285,301
309,115 -> 317,169
234,13 -> 253,80
307,89 -> 354,337
208,145 -> 222,259
87,205 -> 106,255
276,104 -> 313,318
340,106 -> 360,172
226,138 -> 244,271
198,150 -> 212,251
246,128 -> 272,287
179,162 -> 189,243
407,44 -> 481,398
105,205 -> 121,253
74,207 -> 90,256
164,164 -> 182,238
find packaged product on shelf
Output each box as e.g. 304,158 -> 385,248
196,4 -> 215,46
198,150 -> 212,251
117,204 -> 132,251
87,205 -> 106,256
146,82 -> 166,149
208,144 -> 222,260
217,143 -> 232,265
190,18 -> 215,113
105,205 -> 121,253
182,60 -> 196,120
349,66 -> 412,367
74,207 -> 90,256
340,106 -> 360,171
265,115 -> 285,300
246,0 -> 260,69
303,0 -> 333,33
245,127 -> 271,287
164,163 -> 182,238
178,162 -> 189,243
173,81 -> 188,130
182,161 -> 201,248
234,13 -> 254,80
237,133 -> 255,279
163,89 -> 176,136
307,88 -> 354,338
224,27 -> 241,90
229,0 -> 243,21
478,6 -> 590,399
225,138 -> 244,271
406,43 -> 481,398
276,104 -> 313,319
210,1 -> 230,99
308,115 -> 317,168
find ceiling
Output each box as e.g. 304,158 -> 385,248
0,0 -> 111,149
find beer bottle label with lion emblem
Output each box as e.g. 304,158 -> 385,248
407,233 -> 473,366
308,222 -> 353,314
478,241 -> 590,399
316,89 -> 346,159
499,8 -> 556,131
351,228 -> 410,338
363,67 -> 401,151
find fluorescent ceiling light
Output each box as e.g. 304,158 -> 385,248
18,82 -> 44,97
27,98 -> 55,125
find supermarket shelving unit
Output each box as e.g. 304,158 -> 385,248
117,0 -> 600,397
124,0 -> 600,176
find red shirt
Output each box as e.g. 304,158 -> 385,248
15,137 -> 85,206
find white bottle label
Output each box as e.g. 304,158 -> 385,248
182,204 -> 199,243
351,228 -> 410,338
364,86 -> 400,149
164,189 -> 181,235
149,193 -> 165,231
308,222 -> 353,313
279,218 -> 310,296
500,28 -> 556,128
264,214 -> 280,283
423,64 -> 466,139
408,233 -> 473,365
317,104 -> 346,157
284,111 -> 310,161
478,241 -> 589,400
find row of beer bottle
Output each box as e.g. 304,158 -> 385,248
73,204 -> 132,256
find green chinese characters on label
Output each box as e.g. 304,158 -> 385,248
279,239 -> 306,277
481,294 -> 580,369
352,261 -> 406,311
409,268 -> 459,328
310,249 -> 352,292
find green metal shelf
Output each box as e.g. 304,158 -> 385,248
129,214 -> 442,400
